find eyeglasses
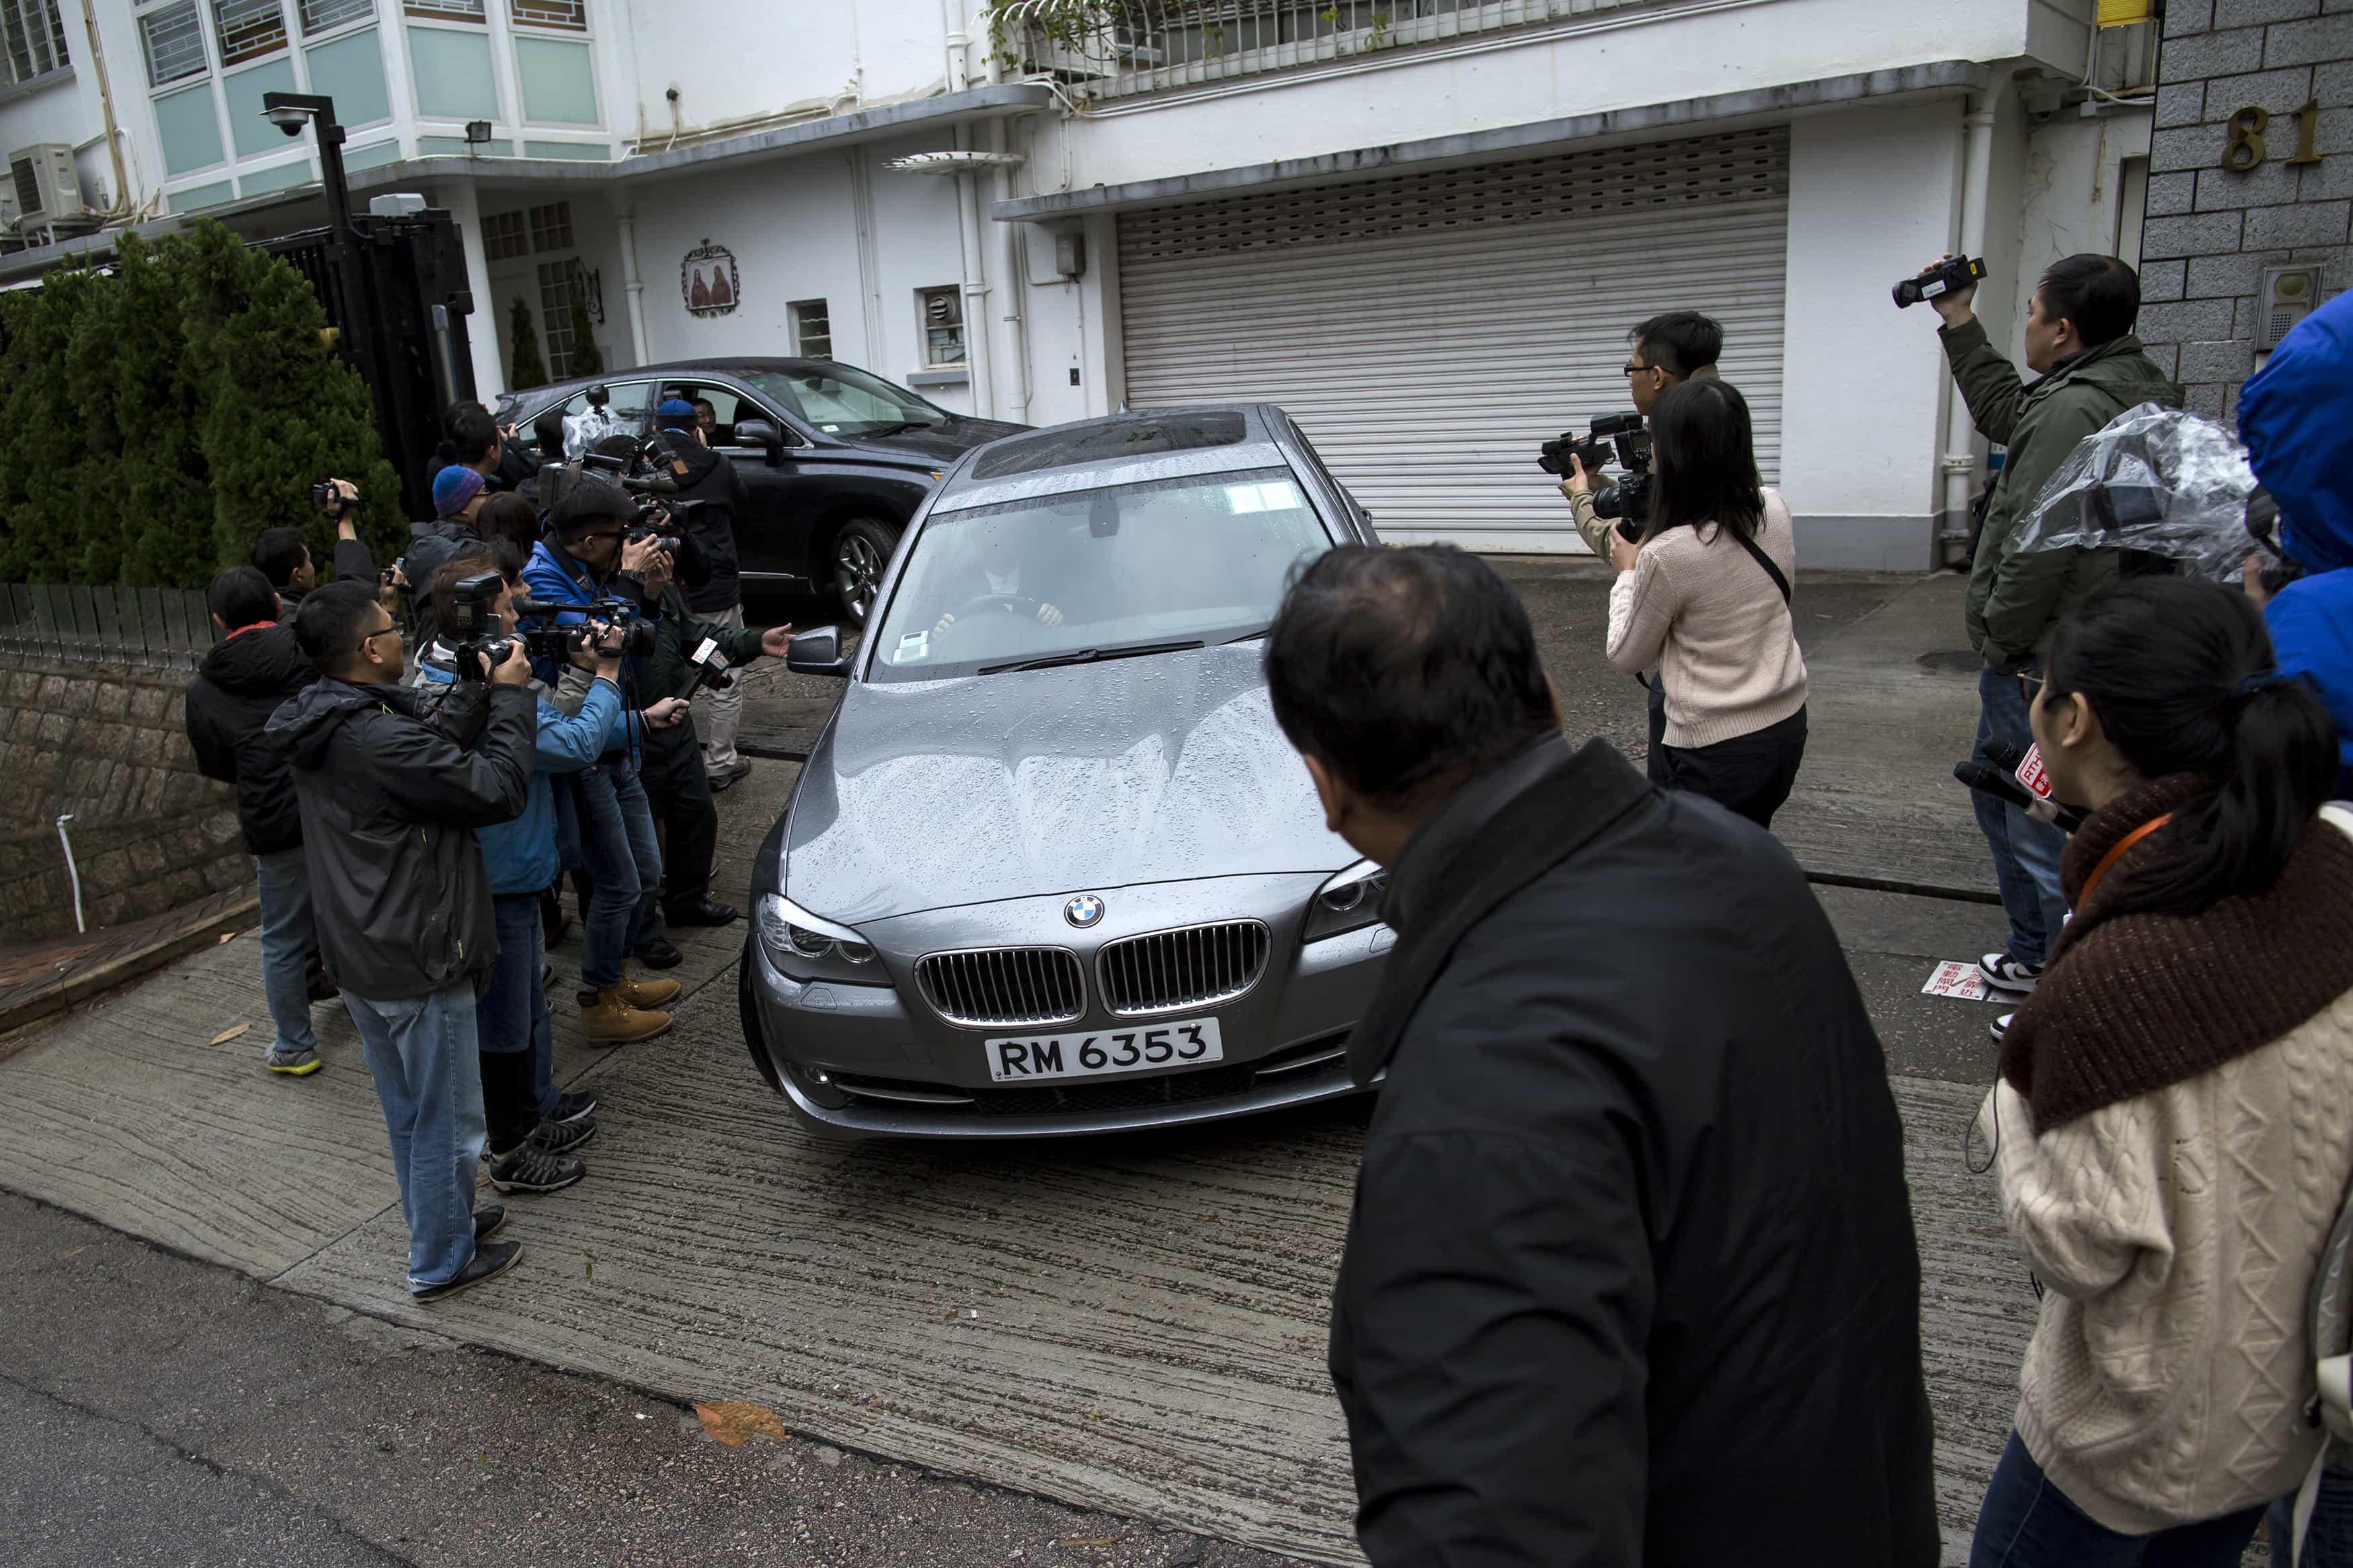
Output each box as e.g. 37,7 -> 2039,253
2016,669 -> 2045,708
359,622 -> 400,653
1622,363 -> 1657,378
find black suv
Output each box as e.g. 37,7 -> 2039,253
493,359 -> 1026,621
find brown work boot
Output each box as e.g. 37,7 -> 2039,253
580,988 -> 672,1045
617,967 -> 680,1009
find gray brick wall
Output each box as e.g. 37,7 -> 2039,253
2144,0 -> 2353,421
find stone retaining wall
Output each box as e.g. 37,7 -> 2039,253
0,655 -> 248,944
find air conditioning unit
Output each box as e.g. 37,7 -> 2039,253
9,143 -> 86,224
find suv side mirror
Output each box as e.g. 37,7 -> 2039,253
734,419 -> 784,464
785,625 -> 851,677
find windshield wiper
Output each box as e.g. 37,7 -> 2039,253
1222,625 -> 1273,643
861,421 -> 935,438
979,638 -> 1205,675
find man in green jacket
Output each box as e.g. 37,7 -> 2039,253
1928,253 -> 2182,1002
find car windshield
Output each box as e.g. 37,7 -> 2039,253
868,468 -> 1332,682
740,366 -> 946,438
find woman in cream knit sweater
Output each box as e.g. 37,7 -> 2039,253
1568,378 -> 1808,827
1970,577 -> 2353,1567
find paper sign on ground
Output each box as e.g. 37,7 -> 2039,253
1921,960 -> 1994,1001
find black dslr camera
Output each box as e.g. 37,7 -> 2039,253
444,569 -> 518,682
1892,255 -> 1986,309
1540,412 -> 1653,537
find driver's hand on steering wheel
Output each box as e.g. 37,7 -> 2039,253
1035,602 -> 1064,627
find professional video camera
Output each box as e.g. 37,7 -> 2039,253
1539,412 -> 1653,534
444,569 -> 522,682
1892,255 -> 1987,309
512,593 -> 657,660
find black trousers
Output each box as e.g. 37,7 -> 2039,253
1649,704 -> 1808,829
635,718 -> 720,919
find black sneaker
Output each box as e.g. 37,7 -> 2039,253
486,1143 -> 586,1195
1979,952 -> 2044,998
489,1115 -> 595,1163
413,1240 -> 523,1303
550,1089 -> 598,1126
1990,1012 -> 2015,1045
635,937 -> 684,970
474,1205 -> 507,1243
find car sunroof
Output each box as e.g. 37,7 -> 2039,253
970,413 -> 1249,480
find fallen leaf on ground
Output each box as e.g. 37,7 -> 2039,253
1056,1538 -> 1119,1548
206,1023 -> 249,1047
694,1400 -> 789,1447
217,932 -> 235,944
61,1246 -> 83,1259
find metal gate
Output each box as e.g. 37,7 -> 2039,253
1117,126 -> 1792,550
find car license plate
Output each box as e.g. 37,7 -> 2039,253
984,1018 -> 1224,1083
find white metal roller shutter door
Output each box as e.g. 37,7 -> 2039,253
1117,127 -> 1790,551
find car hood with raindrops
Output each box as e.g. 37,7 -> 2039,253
777,642 -> 1353,924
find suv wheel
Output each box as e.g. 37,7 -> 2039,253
832,518 -> 900,626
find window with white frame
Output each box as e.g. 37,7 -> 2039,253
0,0 -> 71,85
526,199 -> 572,251
481,208 -> 528,261
404,0 -> 481,19
537,257 -> 592,378
509,0 -> 582,28
213,0 -> 287,66
139,1 -> 208,86
296,0 -> 372,33
917,286 -> 963,366
789,298 -> 832,360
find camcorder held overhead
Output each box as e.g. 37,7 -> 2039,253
1893,255 -> 1987,309
1540,412 -> 1654,537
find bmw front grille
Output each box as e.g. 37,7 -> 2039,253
1096,920 -> 1271,1017
914,947 -> 1086,1028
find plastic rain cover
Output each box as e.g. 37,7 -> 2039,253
2007,402 -> 2260,581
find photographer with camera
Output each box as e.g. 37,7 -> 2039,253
412,552 -> 625,1194
251,479 -> 381,622
1576,378 -> 1808,828
649,397 -> 755,792
521,468 -> 690,1040
1921,253 -> 2181,1001
266,581 -> 537,1302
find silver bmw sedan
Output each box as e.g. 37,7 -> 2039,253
737,404 -> 1395,1139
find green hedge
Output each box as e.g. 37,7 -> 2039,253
0,218 -> 406,588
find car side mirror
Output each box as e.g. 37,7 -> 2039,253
734,419 -> 784,464
786,625 -> 851,677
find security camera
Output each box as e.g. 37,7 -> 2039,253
265,104 -> 311,136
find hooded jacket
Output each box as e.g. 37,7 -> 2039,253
183,623 -> 316,854
651,427 -> 748,617
1942,318 -> 2183,668
1328,735 -> 1938,1566
2238,288 -> 2353,792
403,515 -> 484,647
264,677 -> 535,999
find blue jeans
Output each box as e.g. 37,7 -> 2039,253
2270,1464 -> 2353,1568
1973,667 -> 2070,966
476,893 -> 557,1145
253,848 -> 317,1059
1970,1432 -> 2263,1567
343,983 -> 486,1292
574,757 -> 662,992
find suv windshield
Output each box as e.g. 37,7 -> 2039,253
869,468 -> 1332,682
741,366 -> 945,438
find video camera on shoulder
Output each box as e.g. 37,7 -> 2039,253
1892,255 -> 1986,309
1540,412 -> 1653,537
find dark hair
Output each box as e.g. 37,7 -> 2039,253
1645,378 -> 1765,542
1264,544 -> 1556,811
207,565 -> 278,628
435,401 -> 500,470
1631,310 -> 1724,377
427,550 -> 512,633
533,407 -> 567,458
549,470 -> 632,536
2036,253 -> 2141,347
291,580 -> 382,674
248,526 -> 311,588
476,491 -> 541,561
592,432 -> 639,463
2044,577 -> 2338,917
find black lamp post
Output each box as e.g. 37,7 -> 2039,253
258,90 -> 352,239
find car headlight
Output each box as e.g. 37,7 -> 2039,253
1304,858 -> 1390,942
755,893 -> 887,985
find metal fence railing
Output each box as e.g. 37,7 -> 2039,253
997,0 -> 1645,99
0,583 -> 221,670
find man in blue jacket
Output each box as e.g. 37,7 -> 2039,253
2237,288 -> 2353,799
415,552 -> 627,1193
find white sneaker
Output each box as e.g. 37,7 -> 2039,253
1979,953 -> 2044,998
1990,1012 -> 2014,1044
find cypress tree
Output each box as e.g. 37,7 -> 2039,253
567,296 -> 602,378
509,296 -> 547,390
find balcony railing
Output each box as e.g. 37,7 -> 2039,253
993,0 -> 1654,101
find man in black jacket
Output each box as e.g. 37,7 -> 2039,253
649,398 -> 753,790
184,566 -> 326,1076
1265,544 -> 1938,1567
268,582 -> 538,1303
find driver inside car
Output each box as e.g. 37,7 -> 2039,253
929,523 -> 1078,633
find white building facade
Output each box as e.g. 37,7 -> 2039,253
0,0 -> 2159,569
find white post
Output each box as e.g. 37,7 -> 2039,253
1944,98 -> 1997,544
614,200 -> 651,366
436,180 -> 508,404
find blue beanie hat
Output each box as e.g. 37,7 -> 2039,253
655,398 -> 697,427
432,464 -> 486,518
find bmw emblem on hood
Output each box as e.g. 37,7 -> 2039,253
1065,895 -> 1104,928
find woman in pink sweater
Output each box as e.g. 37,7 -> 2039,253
1573,378 -> 1808,827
